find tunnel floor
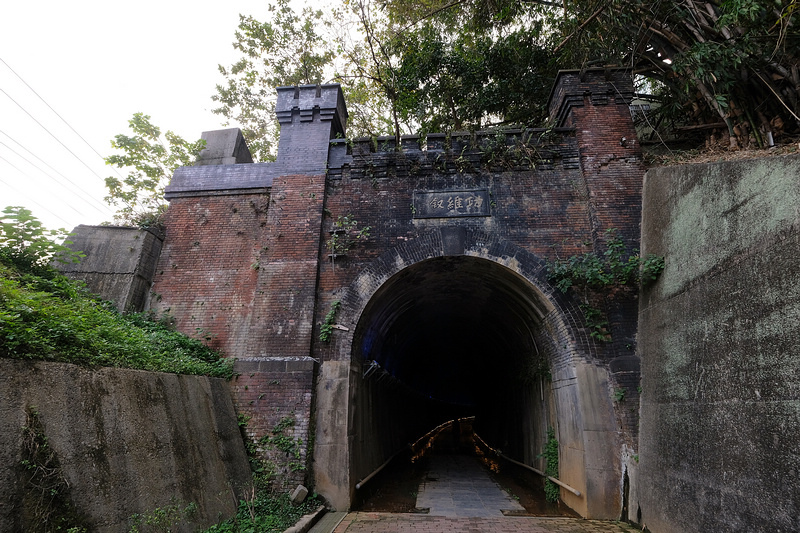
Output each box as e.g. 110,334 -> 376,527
416,454 -> 525,516
354,423 -> 578,517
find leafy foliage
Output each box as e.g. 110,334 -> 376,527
391,6 -> 555,131
545,0 -> 799,145
547,229 -> 664,342
543,427 -> 560,503
579,304 -> 612,343
547,229 -> 664,294
319,300 -> 341,343
207,416 -> 318,533
0,266 -> 233,377
128,500 -> 198,533
0,206 -> 83,274
349,0 -> 798,145
210,0 -> 797,159
326,215 -> 371,258
104,113 -> 205,228
0,210 -> 232,377
213,0 -> 336,162
201,491 -> 320,533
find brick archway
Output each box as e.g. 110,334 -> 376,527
313,228 -> 623,518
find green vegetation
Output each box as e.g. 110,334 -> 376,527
614,387 -> 627,403
212,0 -> 798,160
19,408 -> 87,532
128,500 -> 198,533
542,427 -> 560,503
204,415 -> 318,533
0,207 -> 232,378
326,214 -> 371,259
0,206 -> 83,272
105,113 -> 206,228
548,229 -> 665,294
202,492 -> 319,533
547,229 -> 665,342
319,300 -> 341,343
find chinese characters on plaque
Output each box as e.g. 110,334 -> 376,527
413,189 -> 491,219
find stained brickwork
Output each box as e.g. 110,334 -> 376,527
150,193 -> 269,356
145,69 -> 645,511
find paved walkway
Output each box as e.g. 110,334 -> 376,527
330,454 -> 638,532
333,513 -> 638,532
415,454 -> 525,517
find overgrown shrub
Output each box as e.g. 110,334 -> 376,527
0,207 -> 232,378
202,491 -> 319,533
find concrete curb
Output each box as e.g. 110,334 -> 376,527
284,505 -> 327,533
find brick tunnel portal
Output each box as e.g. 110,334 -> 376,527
349,255 -> 557,498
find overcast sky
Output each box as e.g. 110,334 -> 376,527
0,0 -> 275,231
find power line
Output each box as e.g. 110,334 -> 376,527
0,156 -> 74,227
0,133 -> 113,216
0,86 -> 111,184
0,56 -> 124,180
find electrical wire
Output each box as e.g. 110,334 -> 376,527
0,56 -> 125,182
0,57 -> 121,173
0,132 -> 114,215
0,156 -> 73,227
0,86 -> 112,186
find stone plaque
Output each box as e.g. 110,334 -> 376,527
413,189 -> 490,219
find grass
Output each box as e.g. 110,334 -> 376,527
0,260 -> 232,378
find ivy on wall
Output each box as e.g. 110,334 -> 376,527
547,228 -> 665,341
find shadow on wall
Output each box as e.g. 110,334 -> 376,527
0,359 -> 252,532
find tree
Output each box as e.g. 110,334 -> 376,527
550,0 -> 799,146
216,0 -> 796,155
104,113 -> 205,228
379,0 -> 799,146
0,206 -> 82,273
212,0 -> 336,162
395,1 -> 557,127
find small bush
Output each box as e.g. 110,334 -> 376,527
202,491 -> 319,533
0,208 -> 231,378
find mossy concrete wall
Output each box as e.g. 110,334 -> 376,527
637,154 -> 800,532
61,226 -> 163,313
0,359 -> 252,532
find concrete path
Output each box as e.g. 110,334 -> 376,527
327,454 -> 638,532
415,454 -> 525,517
333,513 -> 639,532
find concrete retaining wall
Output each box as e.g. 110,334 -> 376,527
637,154 -> 800,532
61,226 -> 163,313
0,359 -> 252,532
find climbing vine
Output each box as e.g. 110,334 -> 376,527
326,214 -> 371,259
259,416 -> 305,474
319,300 -> 341,343
542,427 -> 560,503
547,229 -> 664,293
547,229 -> 665,341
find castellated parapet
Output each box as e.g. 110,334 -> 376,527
67,69 -> 646,519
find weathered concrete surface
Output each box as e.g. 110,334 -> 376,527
0,359 -> 252,532
637,154 -> 800,532
61,225 -> 163,312
198,127 -> 253,166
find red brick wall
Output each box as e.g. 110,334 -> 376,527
244,173 -> 327,359
150,193 -> 269,357
149,71 -> 647,490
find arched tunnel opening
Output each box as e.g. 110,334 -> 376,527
349,255 -> 568,514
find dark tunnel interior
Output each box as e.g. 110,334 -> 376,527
352,256 -> 553,451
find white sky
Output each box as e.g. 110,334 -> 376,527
0,0 -> 276,232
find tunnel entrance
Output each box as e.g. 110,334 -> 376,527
349,256 -> 560,512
